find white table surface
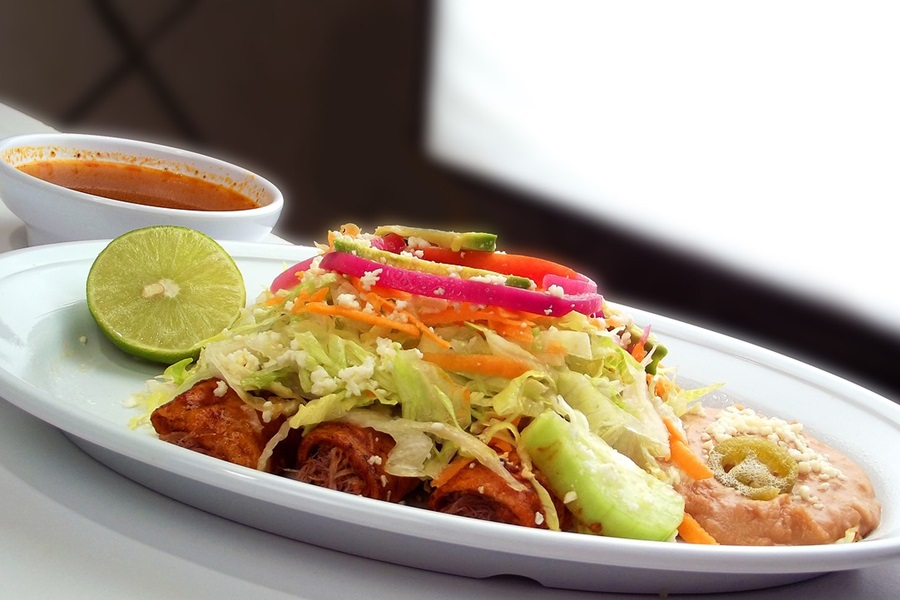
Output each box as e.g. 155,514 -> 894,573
1,103 -> 897,599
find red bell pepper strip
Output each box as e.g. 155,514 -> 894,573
415,247 -> 596,293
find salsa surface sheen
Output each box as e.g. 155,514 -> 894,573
18,159 -> 257,211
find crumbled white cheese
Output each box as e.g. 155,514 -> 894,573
469,274 -> 508,285
337,231 -> 372,247
310,366 -> 339,395
360,268 -> 383,291
376,337 -> 398,360
300,255 -> 326,283
279,349 -> 310,370
213,380 -> 229,397
261,400 -> 274,422
386,309 -> 410,323
562,491 -> 578,504
335,293 -> 361,310
225,349 -> 261,371
546,284 -> 565,298
337,356 -> 377,396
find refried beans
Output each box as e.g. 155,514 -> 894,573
675,406 -> 881,546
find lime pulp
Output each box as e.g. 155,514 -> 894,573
85,225 -> 246,364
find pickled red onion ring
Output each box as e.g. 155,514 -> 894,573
319,251 -> 603,317
270,256 -> 316,292
541,273 -> 598,296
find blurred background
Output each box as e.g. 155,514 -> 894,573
0,0 -> 896,398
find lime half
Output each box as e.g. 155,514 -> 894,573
86,226 -> 246,364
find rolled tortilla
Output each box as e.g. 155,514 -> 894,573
428,455 -> 548,528
290,421 -> 420,502
150,378 -> 284,470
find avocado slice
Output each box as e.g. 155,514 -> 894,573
373,225 -> 497,252
333,237 -> 534,289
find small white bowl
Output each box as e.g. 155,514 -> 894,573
0,132 -> 284,245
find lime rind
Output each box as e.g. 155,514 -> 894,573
86,226 -> 246,364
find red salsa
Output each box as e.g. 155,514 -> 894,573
18,159 -> 258,211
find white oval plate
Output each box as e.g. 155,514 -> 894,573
0,240 -> 897,595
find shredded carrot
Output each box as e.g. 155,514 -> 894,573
678,512 -> 718,545
357,290 -> 388,313
670,438 -> 714,481
416,303 -> 536,344
488,436 -> 515,454
297,287 -> 330,305
662,417 -> 713,480
403,311 -> 452,349
352,279 -> 412,302
653,375 -> 675,400
431,457 -> 474,488
630,342 -> 647,362
421,352 -> 533,380
489,320 -> 534,344
662,416 -> 688,446
266,285 -> 329,307
351,284 -> 452,349
417,303 -> 533,328
264,294 -> 284,306
432,307 -> 532,327
294,302 -> 421,337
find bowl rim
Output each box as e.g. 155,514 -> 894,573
0,132 -> 284,218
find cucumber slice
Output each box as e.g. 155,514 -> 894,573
520,411 -> 684,541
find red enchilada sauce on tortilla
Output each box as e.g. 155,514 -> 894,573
18,159 -> 257,211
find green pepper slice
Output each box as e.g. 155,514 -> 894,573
708,436 -> 799,500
